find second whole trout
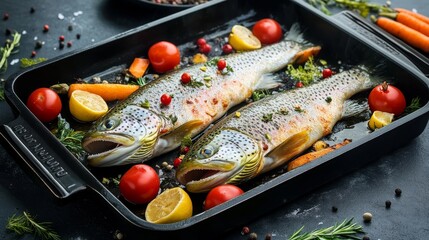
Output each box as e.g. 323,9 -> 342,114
176,67 -> 382,192
83,32 -> 319,167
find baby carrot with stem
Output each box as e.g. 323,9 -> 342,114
374,16 -> 429,53
68,83 -> 139,102
380,12 -> 429,37
395,8 -> 429,25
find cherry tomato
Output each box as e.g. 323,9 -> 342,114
26,88 -> 62,123
295,81 -> 304,88
217,59 -> 227,70
252,18 -> 283,44
160,93 -> 172,106
119,164 -> 160,204
173,157 -> 182,168
203,184 -> 244,210
322,68 -> 332,78
222,44 -> 233,54
368,82 -> 406,116
181,72 -> 191,84
196,38 -> 207,47
199,43 -> 212,54
148,41 -> 180,73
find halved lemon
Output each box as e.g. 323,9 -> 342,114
368,110 -> 394,131
69,89 -> 108,122
145,187 -> 193,224
228,25 -> 261,51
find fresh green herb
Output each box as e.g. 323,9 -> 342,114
6,211 -> 61,240
265,133 -> 272,141
278,108 -> 289,115
307,0 -> 393,17
141,99 -> 150,108
325,96 -> 332,103
51,115 -> 85,159
181,135 -> 193,147
288,218 -> 364,240
1,32 -> 21,73
189,80 -> 205,88
0,79 -> 5,101
20,57 -> 48,68
251,89 -> 271,102
206,57 -> 220,67
169,114 -> 178,124
132,76 -> 147,87
286,56 -> 322,85
102,175 -> 121,186
262,113 -> 273,123
404,97 -> 420,114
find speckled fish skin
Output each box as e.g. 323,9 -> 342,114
82,38 -> 308,167
176,68 -> 377,192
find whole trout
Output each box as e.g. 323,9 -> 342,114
176,68 -> 380,192
83,32 -> 318,167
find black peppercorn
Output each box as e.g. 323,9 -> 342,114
5,28 -> 11,36
30,7 -> 35,13
68,25 -> 73,31
332,206 -> 338,212
265,233 -> 272,240
3,13 -> 9,20
59,41 -> 65,49
362,235 -> 370,240
395,188 -> 402,197
35,41 -> 43,49
385,200 -> 391,208
76,33 -> 81,39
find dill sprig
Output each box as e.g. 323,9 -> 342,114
6,211 -> 61,240
288,218 -> 364,240
0,32 -> 21,72
52,115 -> 85,159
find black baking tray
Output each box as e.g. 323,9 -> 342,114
1,0 -> 429,238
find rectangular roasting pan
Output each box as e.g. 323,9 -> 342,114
1,0 -> 429,238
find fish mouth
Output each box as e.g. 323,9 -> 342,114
177,162 -> 238,193
82,134 -> 141,167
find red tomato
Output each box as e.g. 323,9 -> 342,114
368,82 -> 406,116
322,68 -> 332,78
26,88 -> 62,123
119,164 -> 160,204
160,93 -> 172,106
148,41 -> 180,73
252,18 -> 283,44
203,184 -> 244,210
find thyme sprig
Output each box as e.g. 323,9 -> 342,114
288,218 -> 364,240
1,32 -> 21,72
52,115 -> 85,159
6,211 -> 61,240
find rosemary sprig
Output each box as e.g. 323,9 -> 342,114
307,0 -> 394,17
0,79 -> 5,101
288,218 -> 364,240
0,32 -> 21,72
404,97 -> 421,114
6,211 -> 61,240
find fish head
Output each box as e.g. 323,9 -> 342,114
82,105 -> 163,167
176,128 -> 263,193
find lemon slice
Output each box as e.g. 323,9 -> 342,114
69,89 -> 108,122
368,110 -> 394,131
145,187 -> 193,224
228,25 -> 261,51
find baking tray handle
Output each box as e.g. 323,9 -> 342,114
333,11 -> 429,75
0,107 -> 87,199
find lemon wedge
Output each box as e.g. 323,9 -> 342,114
145,187 -> 193,224
69,89 -> 108,122
368,110 -> 394,131
228,25 -> 261,51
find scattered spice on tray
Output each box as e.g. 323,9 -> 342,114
363,212 -> 372,222
395,188 -> 402,197
385,200 -> 391,208
6,211 -> 60,240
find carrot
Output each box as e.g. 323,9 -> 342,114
375,16 -> 429,53
395,8 -> 429,25
287,139 -> 351,171
128,58 -> 150,78
68,83 -> 139,101
380,12 -> 429,37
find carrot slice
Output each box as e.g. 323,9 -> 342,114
395,8 -> 429,25
128,58 -> 150,78
68,83 -> 139,101
376,17 -> 429,53
287,139 -> 351,171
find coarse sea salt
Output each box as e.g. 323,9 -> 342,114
58,13 -> 65,20
10,59 -> 20,65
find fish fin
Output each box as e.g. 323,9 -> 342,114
254,73 -> 283,90
342,99 -> 370,119
265,130 -> 310,169
164,120 -> 205,146
292,46 -> 322,65
285,23 -> 305,43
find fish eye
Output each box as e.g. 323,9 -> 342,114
103,119 -> 116,130
199,145 -> 216,158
